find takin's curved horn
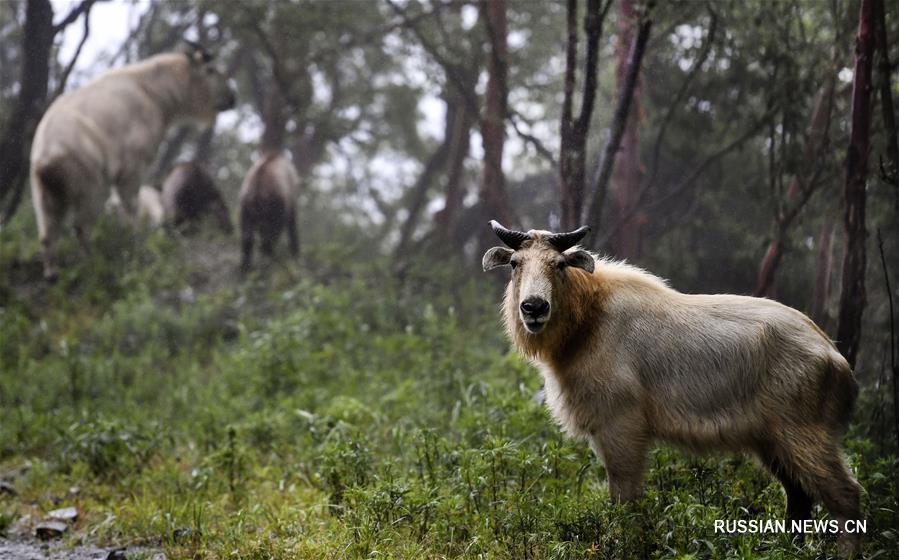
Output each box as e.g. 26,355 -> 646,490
489,220 -> 530,250
546,226 -> 591,252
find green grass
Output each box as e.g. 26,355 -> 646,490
1,219 -> 897,559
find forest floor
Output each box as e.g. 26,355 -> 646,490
1,217 -> 898,559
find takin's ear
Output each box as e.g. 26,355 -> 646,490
564,249 -> 595,273
482,247 -> 514,271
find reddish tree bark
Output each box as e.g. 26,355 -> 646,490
754,81 -> 835,297
836,0 -> 876,368
610,0 -> 646,259
559,0 -> 609,231
478,0 -> 513,235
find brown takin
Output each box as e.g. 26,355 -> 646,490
29,42 -> 235,279
161,161 -> 233,234
238,151 -> 300,271
482,221 -> 862,557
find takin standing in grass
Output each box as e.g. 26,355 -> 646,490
29,42 -> 235,280
161,161 -> 233,234
482,221 -> 863,557
238,151 -> 300,272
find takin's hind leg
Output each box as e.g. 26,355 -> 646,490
755,442 -> 814,523
31,176 -> 66,281
782,427 -> 863,558
589,415 -> 650,503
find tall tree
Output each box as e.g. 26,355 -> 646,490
583,0 -> 653,246
0,0 -> 100,225
478,0 -> 513,238
610,0 -> 646,259
873,0 -> 898,205
558,0 -> 609,231
0,0 -> 54,225
836,0 -> 876,368
754,79 -> 835,297
435,80 -> 477,243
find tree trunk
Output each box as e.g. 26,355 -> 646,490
261,82 -> 287,153
394,100 -> 454,256
873,0 -> 898,206
583,1 -> 653,245
478,0 -> 512,241
810,219 -> 836,330
836,0 -> 875,368
754,81 -> 836,297
0,0 -> 55,225
610,0 -> 645,259
559,0 -> 606,231
435,86 -> 476,242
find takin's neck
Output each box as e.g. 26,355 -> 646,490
506,269 -> 606,373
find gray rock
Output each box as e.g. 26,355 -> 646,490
47,507 -> 78,523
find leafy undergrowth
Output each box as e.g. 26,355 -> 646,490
1,220 -> 897,559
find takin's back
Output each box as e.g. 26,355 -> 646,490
31,54 -> 191,182
593,262 -> 855,447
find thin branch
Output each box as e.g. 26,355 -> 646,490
509,108 -> 558,167
386,0 -> 481,117
52,0 -> 101,33
645,8 -> 717,196
53,4 -> 93,97
596,105 -> 778,247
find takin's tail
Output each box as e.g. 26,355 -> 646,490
824,353 -> 859,433
36,161 -> 69,200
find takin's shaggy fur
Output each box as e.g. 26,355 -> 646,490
30,46 -> 234,279
161,161 -> 233,234
483,223 -> 862,556
238,151 -> 300,271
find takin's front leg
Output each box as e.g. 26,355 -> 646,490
589,413 -> 650,503
114,180 -> 142,226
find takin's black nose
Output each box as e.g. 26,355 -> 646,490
520,297 -> 549,317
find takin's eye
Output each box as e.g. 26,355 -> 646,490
554,259 -> 567,271
510,259 -> 519,270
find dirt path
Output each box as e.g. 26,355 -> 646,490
0,539 -> 159,560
